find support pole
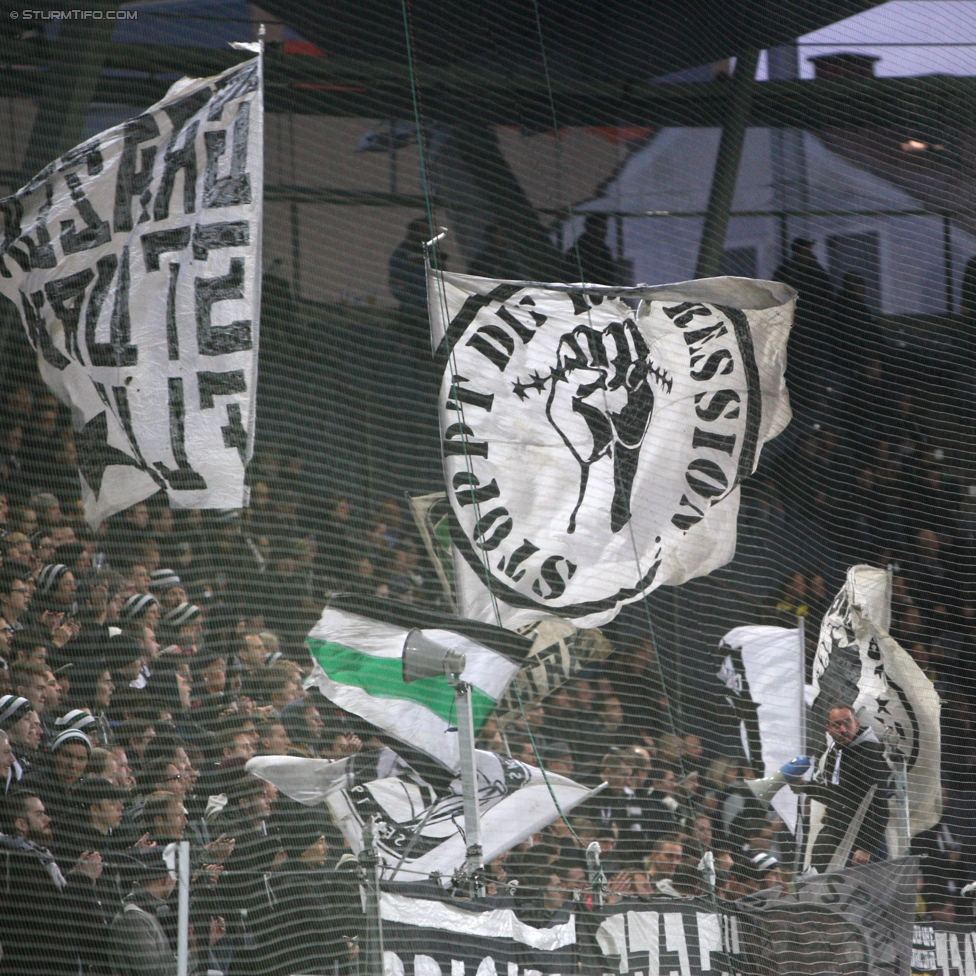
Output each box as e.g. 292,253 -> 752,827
694,50 -> 760,280
176,840 -> 190,976
794,616 -> 807,879
455,680 -> 484,882
358,816 -> 384,976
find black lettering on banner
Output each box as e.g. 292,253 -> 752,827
86,254 -> 116,365
75,409 -> 143,497
195,258 -> 252,355
141,227 -> 192,271
58,138 -> 104,177
60,172 -> 111,254
568,290 -> 605,315
0,197 -> 25,277
166,264 -> 180,360
686,458 -> 730,499
153,121 -> 199,222
45,268 -> 95,363
695,389 -> 740,422
442,422 -> 488,458
501,538 -> 540,582
692,428 -> 737,456
87,247 -> 137,367
451,472 -> 501,507
108,385 -> 166,489
672,494 -> 706,531
495,304 -> 545,343
197,369 -> 246,408
206,62 -> 258,122
532,554 -> 577,599
472,506 -> 513,552
445,374 -> 494,413
204,102 -> 252,208
466,324 -> 514,371
221,403 -> 248,463
690,348 -> 734,381
6,182 -> 57,272
683,320 -> 729,364
114,114 -> 160,233
153,87 -> 212,221
192,221 -> 249,260
663,301 -> 711,328
154,377 -> 208,490
21,290 -> 70,370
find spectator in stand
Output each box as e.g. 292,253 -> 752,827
0,566 -> 32,633
642,835 -> 685,897
0,790 -> 106,976
0,728 -> 16,794
59,776 -> 132,861
109,849 -> 179,976
149,568 -> 188,609
1,693 -> 42,776
158,602 -> 203,654
22,727 -> 91,828
281,697 -> 324,758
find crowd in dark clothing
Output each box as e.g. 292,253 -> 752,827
0,225 -> 971,974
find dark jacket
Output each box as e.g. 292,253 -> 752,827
250,860 -> 359,976
0,834 -> 108,976
805,726 -> 890,870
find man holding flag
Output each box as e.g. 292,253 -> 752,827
796,704 -> 890,871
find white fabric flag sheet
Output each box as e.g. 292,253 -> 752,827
427,271 -> 794,628
0,56 -> 263,525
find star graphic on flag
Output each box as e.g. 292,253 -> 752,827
512,371 -> 549,401
75,411 -> 144,497
876,697 -> 891,716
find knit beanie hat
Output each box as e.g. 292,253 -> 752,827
121,593 -> 159,621
51,728 -> 92,755
0,694 -> 33,731
54,709 -> 98,735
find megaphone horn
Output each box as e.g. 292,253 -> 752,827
401,629 -> 466,684
746,770 -> 788,805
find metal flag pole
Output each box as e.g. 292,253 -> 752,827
453,674 -> 485,885
883,562 -> 911,858
794,614 -> 807,879
358,816 -> 385,976
401,630 -> 485,895
176,840 -> 191,976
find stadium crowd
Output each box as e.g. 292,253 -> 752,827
0,242 -> 972,971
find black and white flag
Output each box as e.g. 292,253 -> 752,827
718,625 -> 805,831
811,565 -> 942,839
0,56 -> 262,525
249,747 -> 593,880
428,271 -> 794,627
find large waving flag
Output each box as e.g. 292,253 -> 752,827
305,597 -> 529,771
718,625 -> 805,831
811,565 -> 942,839
427,270 -> 794,628
249,748 -> 594,880
0,56 -> 263,526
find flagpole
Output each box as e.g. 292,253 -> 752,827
794,614 -> 806,879
455,678 -> 486,887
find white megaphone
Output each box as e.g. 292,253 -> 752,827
401,629 -> 466,685
746,770 -> 789,804
746,756 -> 812,804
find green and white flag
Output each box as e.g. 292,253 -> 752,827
306,604 -> 522,770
